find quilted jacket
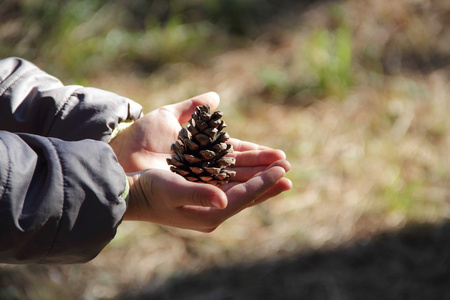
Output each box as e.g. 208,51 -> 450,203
0,57 -> 142,264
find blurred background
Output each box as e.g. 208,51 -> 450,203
1,0 -> 450,299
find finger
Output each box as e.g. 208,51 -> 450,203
224,164 -> 287,213
177,162 -> 286,217
228,149 -> 287,167
248,177 -> 293,206
166,92 -> 221,124
229,159 -> 291,182
145,169 -> 228,209
228,138 -> 272,151
229,166 -> 269,182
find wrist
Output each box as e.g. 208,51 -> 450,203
123,172 -> 144,221
109,120 -> 134,163
121,175 -> 131,205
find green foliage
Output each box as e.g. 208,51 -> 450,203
381,172 -> 417,213
304,25 -> 354,98
129,15 -> 216,72
202,0 -> 277,36
0,0 -> 301,82
257,24 -> 354,104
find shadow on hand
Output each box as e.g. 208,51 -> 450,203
117,222 -> 450,300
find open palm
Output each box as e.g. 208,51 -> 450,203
110,92 -> 222,172
110,92 -> 287,183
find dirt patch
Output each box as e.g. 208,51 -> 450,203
118,222 -> 450,300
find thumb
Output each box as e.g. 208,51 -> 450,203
167,92 -> 221,124
144,169 -> 228,209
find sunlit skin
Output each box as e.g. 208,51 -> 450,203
109,92 -> 292,232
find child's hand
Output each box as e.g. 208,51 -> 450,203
113,91 -> 292,231
124,159 -> 291,232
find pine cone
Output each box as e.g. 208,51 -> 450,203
166,104 -> 236,186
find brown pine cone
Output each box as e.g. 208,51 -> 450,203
166,104 -> 236,186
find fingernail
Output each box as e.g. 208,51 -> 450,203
211,196 -> 223,209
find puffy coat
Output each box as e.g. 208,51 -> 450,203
0,57 -> 142,264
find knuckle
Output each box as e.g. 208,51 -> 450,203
191,192 -> 209,207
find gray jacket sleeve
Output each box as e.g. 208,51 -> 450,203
0,57 -> 142,264
0,131 -> 127,264
0,57 -> 143,141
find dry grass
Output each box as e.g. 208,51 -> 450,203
1,0 -> 450,299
